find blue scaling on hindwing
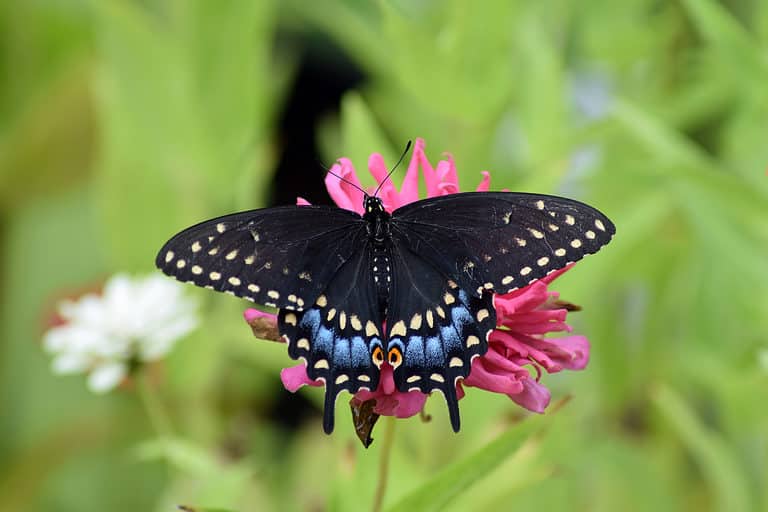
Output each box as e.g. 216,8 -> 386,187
314,325 -> 335,355
439,323 -> 462,354
404,336 -> 425,373
450,303 -> 473,337
332,335 -> 350,369
385,276 -> 497,432
279,301 -> 382,434
425,336 -> 443,367
351,336 -> 369,368
278,244 -> 383,434
296,309 -> 321,345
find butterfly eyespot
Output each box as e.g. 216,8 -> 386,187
387,347 -> 402,369
372,346 -> 385,367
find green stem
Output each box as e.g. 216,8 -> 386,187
371,416 -> 396,512
136,370 -> 174,439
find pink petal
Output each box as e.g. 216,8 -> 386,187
351,363 -> 427,418
296,197 -> 311,206
280,364 -> 322,392
475,343 -> 531,373
465,352 -> 552,413
354,389 -> 427,418
368,153 -> 402,212
436,182 -> 460,195
325,159 -> 365,214
243,308 -> 276,324
541,264 -> 574,285
455,382 -> 465,400
464,356 -> 526,395
382,391 -> 427,417
494,281 -> 552,317
434,155 -> 459,196
493,267 -> 573,316
475,171 -> 491,191
491,331 -> 563,372
380,362 -> 396,394
367,152 -> 390,185
509,378 -> 551,413
419,147 -> 441,197
503,310 -> 569,333
399,138 -> 427,205
532,335 -> 591,371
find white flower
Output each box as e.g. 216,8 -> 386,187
43,273 -> 199,393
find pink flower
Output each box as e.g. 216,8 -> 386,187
245,138 -> 590,425
323,138 -> 490,214
459,265 -> 589,413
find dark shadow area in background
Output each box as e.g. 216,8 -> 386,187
270,32 -> 365,208
265,32 -> 365,430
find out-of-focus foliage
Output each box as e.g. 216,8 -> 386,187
0,0 -> 766,511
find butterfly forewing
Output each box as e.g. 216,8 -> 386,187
391,192 -> 615,295
278,240 -> 384,434
156,205 -> 364,309
386,239 -> 496,432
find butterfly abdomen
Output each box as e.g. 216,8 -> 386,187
363,195 -> 396,317
370,244 -> 392,315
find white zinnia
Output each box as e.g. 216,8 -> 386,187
43,273 -> 199,393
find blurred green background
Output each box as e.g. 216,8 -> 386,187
1,0 -> 767,511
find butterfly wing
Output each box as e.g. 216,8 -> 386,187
387,191 -> 614,430
156,205 -> 364,309
278,239 -> 384,434
391,191 -> 615,295
385,239 -> 496,432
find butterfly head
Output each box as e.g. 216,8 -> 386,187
363,195 -> 391,242
363,195 -> 386,215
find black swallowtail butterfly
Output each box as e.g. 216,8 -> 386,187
156,190 -> 614,433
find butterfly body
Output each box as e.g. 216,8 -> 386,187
363,197 -> 394,314
156,191 -> 615,433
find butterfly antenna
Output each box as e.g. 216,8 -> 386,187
318,159 -> 368,196
373,140 -> 412,198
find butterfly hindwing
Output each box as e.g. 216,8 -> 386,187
391,192 -> 615,295
278,241 -> 384,434
386,240 -> 496,432
156,205 -> 364,310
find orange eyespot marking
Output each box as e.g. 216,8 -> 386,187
372,346 -> 385,367
387,347 -> 402,368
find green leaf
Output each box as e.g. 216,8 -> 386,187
680,0 -> 768,84
653,385 -> 754,512
386,410 -> 559,512
611,98 -> 716,172
135,437 -> 257,509
378,0 -> 517,123
92,0 -> 281,271
134,437 -> 217,475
